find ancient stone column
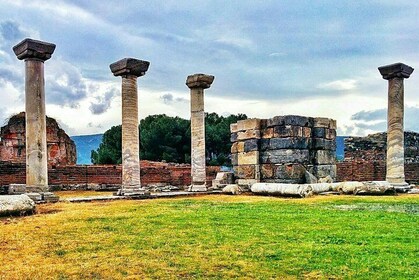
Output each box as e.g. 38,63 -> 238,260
110,58 -> 150,195
186,74 -> 214,191
378,63 -> 414,189
13,38 -> 56,192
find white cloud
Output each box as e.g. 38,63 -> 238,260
317,79 -> 358,91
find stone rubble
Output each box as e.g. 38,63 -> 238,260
0,194 -> 35,216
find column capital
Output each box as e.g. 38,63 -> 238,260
110,58 -> 150,77
186,73 -> 214,89
378,62 -> 414,80
13,38 -> 56,62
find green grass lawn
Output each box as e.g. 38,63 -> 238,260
1,194 -> 418,279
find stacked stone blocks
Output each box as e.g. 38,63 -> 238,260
231,116 -> 337,185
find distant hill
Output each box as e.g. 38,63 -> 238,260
336,136 -> 347,161
70,134 -> 103,164
71,134 -> 348,165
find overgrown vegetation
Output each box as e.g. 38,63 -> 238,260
1,195 -> 417,279
91,113 -> 247,165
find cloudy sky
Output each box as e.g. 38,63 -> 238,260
0,0 -> 418,136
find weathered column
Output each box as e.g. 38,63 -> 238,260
110,58 -> 150,195
186,74 -> 214,192
13,38 -> 56,192
378,63 -> 414,189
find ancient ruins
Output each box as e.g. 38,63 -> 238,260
0,112 -> 76,166
0,37 -> 418,213
230,116 -> 337,188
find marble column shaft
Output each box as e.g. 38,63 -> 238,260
386,77 -> 405,184
13,38 -> 56,192
121,75 -> 140,189
378,62 -> 414,187
190,87 -> 206,186
25,59 -> 48,190
186,74 -> 214,191
110,58 -> 149,194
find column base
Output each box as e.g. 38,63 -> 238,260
26,185 -> 49,193
188,184 -> 208,192
385,180 -> 411,193
116,187 -> 150,196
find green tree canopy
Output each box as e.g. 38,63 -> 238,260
91,113 -> 247,166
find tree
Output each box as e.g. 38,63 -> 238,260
91,125 -> 122,164
140,114 -> 190,163
91,113 -> 247,166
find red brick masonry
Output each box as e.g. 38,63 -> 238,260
1,160 -> 417,187
0,161 -> 220,188
336,161 -> 418,184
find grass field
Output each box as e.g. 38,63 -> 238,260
1,193 -> 418,279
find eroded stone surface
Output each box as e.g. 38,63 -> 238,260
13,39 -> 55,192
13,38 -> 55,61
379,62 -> 414,187
0,194 -> 35,216
187,73 -> 214,191
111,57 -> 150,194
110,58 -> 150,77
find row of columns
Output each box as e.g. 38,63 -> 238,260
11,37 -> 414,195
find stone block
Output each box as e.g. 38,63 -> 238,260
8,184 -> 26,195
305,170 -> 318,184
312,127 -> 326,138
234,165 -> 256,179
312,138 -> 336,150
261,164 -> 274,179
230,123 -> 239,133
237,129 -> 261,141
261,137 -> 311,150
230,132 -> 238,143
260,119 -> 268,129
238,151 -> 259,165
42,192 -> 60,203
237,118 -> 261,131
231,153 -> 238,166
302,127 -> 311,138
244,139 -> 259,152
212,172 -> 234,188
309,165 -> 337,180
325,129 -> 337,140
260,149 -> 310,164
313,117 -> 336,129
273,125 -> 303,138
231,141 -> 248,153
311,150 -> 336,165
283,115 -> 313,127
0,194 -> 35,216
231,142 -> 238,153
26,192 -> 42,202
274,164 -> 306,183
266,116 -> 285,127
261,128 -> 274,139
330,119 -> 337,130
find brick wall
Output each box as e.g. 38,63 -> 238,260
336,161 -> 418,184
0,161 -> 220,189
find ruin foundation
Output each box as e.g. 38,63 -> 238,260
230,116 -> 337,187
